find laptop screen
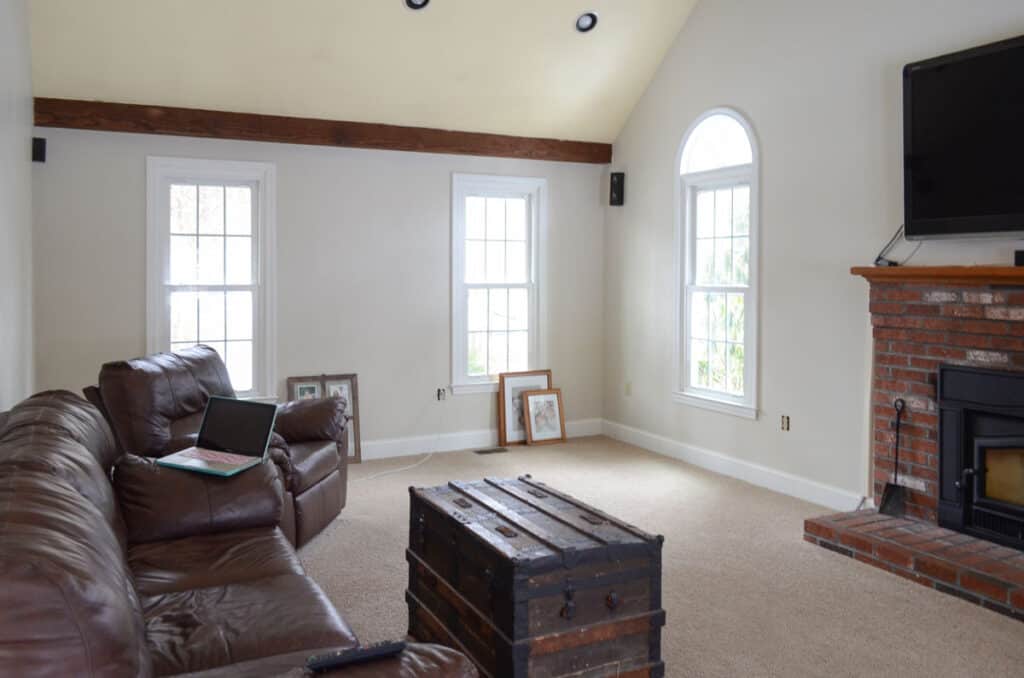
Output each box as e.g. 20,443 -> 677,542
197,397 -> 278,457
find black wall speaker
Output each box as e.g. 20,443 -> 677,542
32,137 -> 46,163
1015,250 -> 1024,267
610,172 -> 625,206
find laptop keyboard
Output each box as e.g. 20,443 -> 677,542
180,448 -> 254,465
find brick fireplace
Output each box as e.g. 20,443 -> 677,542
859,266 -> 1024,522
804,266 -> 1024,622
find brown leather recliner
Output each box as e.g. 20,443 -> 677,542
86,345 -> 346,547
0,391 -> 477,677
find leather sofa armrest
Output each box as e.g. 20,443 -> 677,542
267,433 -> 296,489
342,643 -> 478,677
257,643 -> 479,677
113,454 -> 283,544
274,397 -> 346,444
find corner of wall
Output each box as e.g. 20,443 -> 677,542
0,0 -> 34,409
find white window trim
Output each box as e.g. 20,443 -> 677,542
146,156 -> 277,398
672,108 -> 760,420
450,173 -> 548,395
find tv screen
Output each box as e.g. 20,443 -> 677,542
904,35 -> 1024,239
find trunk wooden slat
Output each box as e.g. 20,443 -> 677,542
407,476 -> 666,678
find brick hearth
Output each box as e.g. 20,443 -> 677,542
803,267 -> 1024,621
805,511 -> 1024,622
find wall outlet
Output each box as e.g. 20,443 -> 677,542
625,381 -> 632,397
436,387 -> 447,401
781,415 -> 791,431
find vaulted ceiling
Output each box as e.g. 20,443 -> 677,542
29,0 -> 697,144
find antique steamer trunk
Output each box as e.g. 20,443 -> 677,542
406,476 -> 665,678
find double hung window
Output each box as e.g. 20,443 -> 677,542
147,157 -> 276,396
675,111 -> 759,418
451,174 -> 546,394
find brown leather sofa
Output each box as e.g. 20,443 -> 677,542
85,345 -> 346,546
0,390 -> 476,677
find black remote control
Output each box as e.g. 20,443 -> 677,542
306,641 -> 406,672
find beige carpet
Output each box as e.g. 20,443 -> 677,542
299,436 -> 1024,677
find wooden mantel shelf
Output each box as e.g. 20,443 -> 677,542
851,265 -> 1024,286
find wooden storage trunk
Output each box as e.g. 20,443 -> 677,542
406,476 -> 665,678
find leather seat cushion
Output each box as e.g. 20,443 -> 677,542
176,642 -> 480,678
143,573 -> 357,676
115,456 -> 283,545
128,527 -> 302,596
289,440 -> 340,494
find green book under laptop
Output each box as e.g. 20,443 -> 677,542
157,396 -> 278,477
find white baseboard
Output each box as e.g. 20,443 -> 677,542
359,417 -> 861,512
601,420 -> 864,512
361,418 -> 604,461
566,418 -> 604,437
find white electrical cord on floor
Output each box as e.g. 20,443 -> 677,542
351,384 -> 450,483
354,452 -> 435,483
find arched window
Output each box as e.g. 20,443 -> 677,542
674,109 -> 758,418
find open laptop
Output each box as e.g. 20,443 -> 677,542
157,396 -> 278,477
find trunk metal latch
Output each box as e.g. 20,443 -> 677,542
560,579 -> 576,620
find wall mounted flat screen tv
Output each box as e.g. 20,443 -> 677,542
904,34 -> 1024,239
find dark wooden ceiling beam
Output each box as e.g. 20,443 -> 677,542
34,98 -> 612,164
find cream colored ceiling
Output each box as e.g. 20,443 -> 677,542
29,0 -> 697,144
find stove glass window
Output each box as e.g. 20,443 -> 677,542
984,448 -> 1024,507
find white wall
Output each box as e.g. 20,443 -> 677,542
32,130 -> 605,442
29,0 -> 1024,500
605,0 -> 1024,498
0,0 -> 33,409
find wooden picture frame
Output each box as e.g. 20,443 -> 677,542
286,373 -> 362,464
287,378 -> 322,401
498,370 -> 553,446
522,388 -> 566,445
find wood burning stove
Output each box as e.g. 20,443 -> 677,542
938,366 -> 1024,550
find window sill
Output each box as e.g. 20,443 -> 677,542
451,382 -> 499,396
672,391 -> 758,420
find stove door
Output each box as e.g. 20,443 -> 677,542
977,442 -> 1024,508
971,437 -> 1024,546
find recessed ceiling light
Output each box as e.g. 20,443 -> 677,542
405,0 -> 430,9
575,12 -> 598,33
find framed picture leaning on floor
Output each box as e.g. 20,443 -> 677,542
289,379 -> 321,400
498,370 -> 552,446
522,388 -> 566,445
